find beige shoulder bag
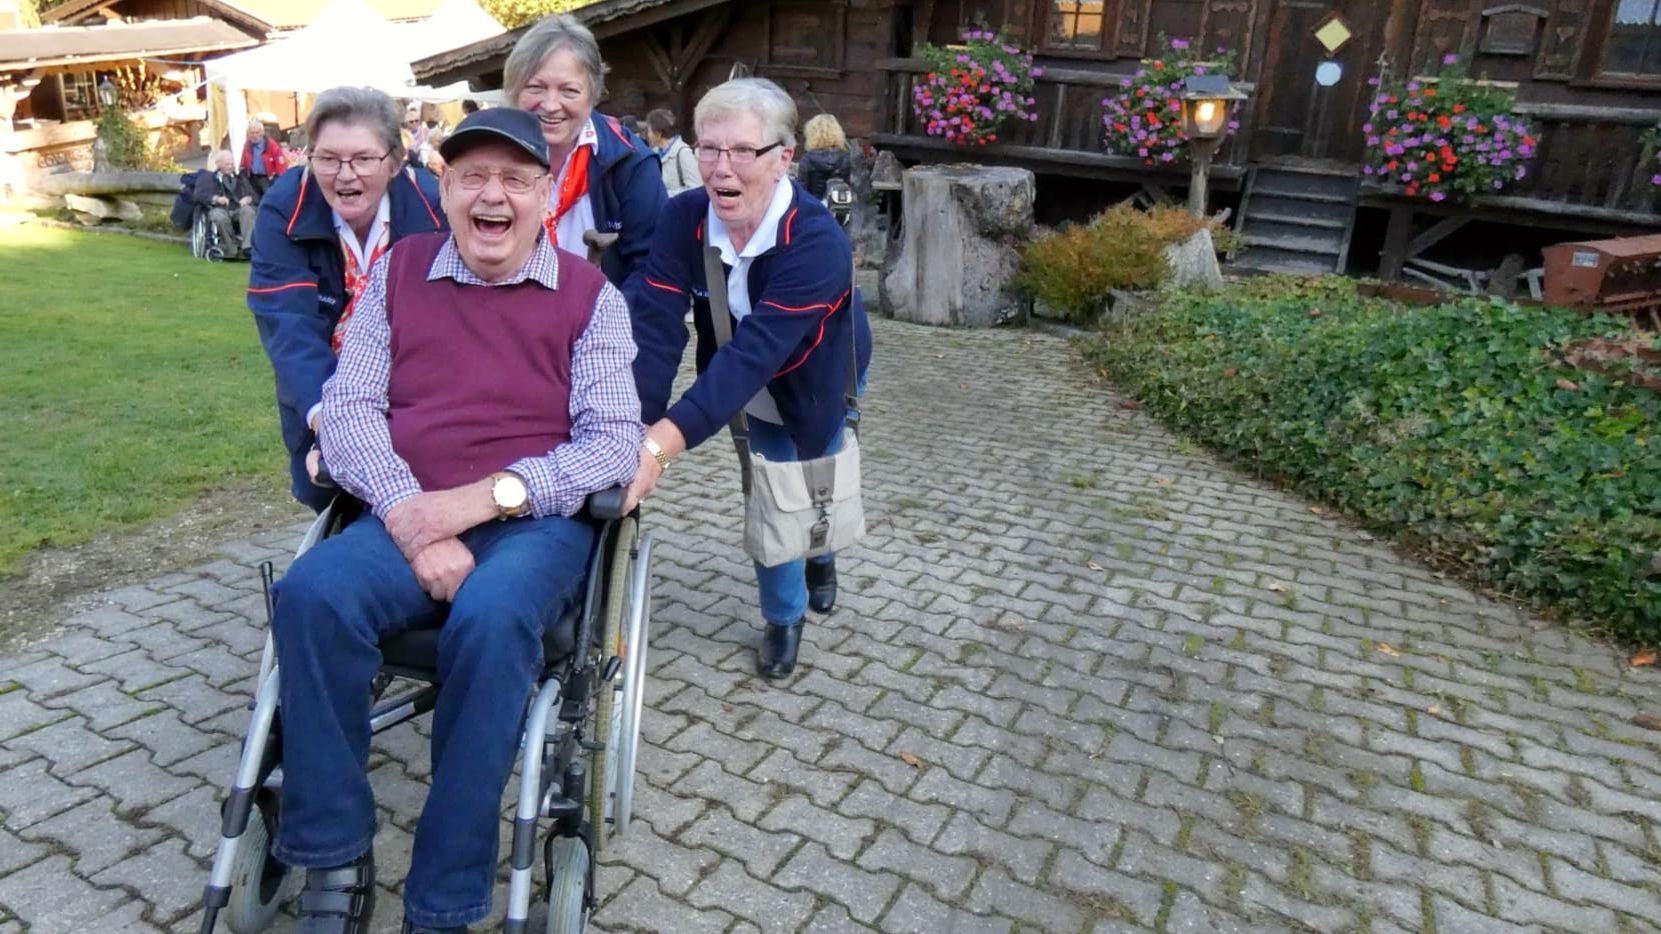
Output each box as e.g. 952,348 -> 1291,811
703,245 -> 864,567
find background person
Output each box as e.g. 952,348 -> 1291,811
247,86 -> 447,513
194,149 -> 256,258
505,13 -> 665,286
645,107 -> 699,197
626,78 -> 872,680
798,113 -> 852,200
240,115 -> 289,202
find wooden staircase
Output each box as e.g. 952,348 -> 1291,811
1229,166 -> 1360,276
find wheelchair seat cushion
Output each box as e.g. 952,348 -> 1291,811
378,600 -> 580,675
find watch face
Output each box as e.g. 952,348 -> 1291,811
495,474 -> 528,509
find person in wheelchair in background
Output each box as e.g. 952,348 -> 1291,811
196,150 -> 257,260
270,107 -> 642,934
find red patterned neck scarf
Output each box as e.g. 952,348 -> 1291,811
331,222 -> 391,353
542,143 -> 592,246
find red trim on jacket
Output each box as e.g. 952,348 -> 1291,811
404,168 -> 441,229
645,277 -> 684,294
602,115 -> 635,149
285,170 -> 309,237
773,306 -> 839,378
247,281 -> 317,295
782,208 -> 799,246
760,289 -> 850,315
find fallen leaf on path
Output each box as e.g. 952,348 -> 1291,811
1374,642 -> 1401,657
1120,399 -> 1142,410
1309,505 -> 1325,515
1267,582 -> 1289,593
1087,561 -> 1104,571
1556,377 -> 1580,391
1427,704 -> 1442,716
721,703 -> 734,714
899,752 -> 923,769
1631,649 -> 1658,668
1631,714 -> 1661,732
1154,478 -> 1172,486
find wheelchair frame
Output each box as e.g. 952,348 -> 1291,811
191,204 -> 226,263
197,498 -> 654,934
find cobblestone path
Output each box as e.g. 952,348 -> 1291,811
3,319 -> 1660,932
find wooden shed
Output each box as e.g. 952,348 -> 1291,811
413,0 -> 1661,281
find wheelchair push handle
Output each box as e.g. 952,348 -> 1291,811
585,485 -> 629,521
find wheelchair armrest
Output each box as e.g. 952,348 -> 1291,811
585,486 -> 628,521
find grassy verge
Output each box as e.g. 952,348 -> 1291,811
0,222 -> 283,574
1084,276 -> 1661,641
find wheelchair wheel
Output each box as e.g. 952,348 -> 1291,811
543,835 -> 589,934
611,546 -> 650,839
584,517 -> 633,855
190,212 -> 208,259
224,795 -> 289,933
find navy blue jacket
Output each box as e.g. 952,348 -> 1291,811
584,113 -> 668,290
247,164 -> 446,511
628,181 -> 873,458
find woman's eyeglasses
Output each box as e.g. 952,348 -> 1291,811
310,152 -> 391,176
694,142 -> 784,166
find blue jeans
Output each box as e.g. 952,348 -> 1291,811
270,512 -> 594,928
747,418 -> 843,626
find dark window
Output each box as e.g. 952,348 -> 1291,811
1602,0 -> 1661,76
1046,0 -> 1106,51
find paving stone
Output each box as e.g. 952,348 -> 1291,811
880,882 -> 1014,934
0,854 -> 131,931
774,841 -> 901,925
68,748 -> 203,818
590,873 -> 733,934
677,805 -> 802,879
88,836 -> 203,923
0,757 -> 98,830
0,687 -> 69,742
932,811 -> 1052,886
685,859 -> 815,934
855,827 -> 978,900
963,865 -> 1086,933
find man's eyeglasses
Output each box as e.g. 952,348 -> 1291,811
453,167 -> 548,194
310,152 -> 391,176
695,141 -> 784,166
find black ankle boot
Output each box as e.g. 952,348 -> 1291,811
757,621 -> 802,679
806,559 -> 837,614
297,849 -> 376,933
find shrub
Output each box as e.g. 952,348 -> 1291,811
1084,279 -> 1661,640
911,28 -> 1041,146
1362,56 -> 1537,202
1013,204 -> 1215,322
477,0 -> 587,28
1101,36 -> 1240,166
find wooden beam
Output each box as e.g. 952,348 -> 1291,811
1513,102 -> 1661,124
641,34 -> 676,92
1405,216 -> 1470,258
913,0 -> 937,52
590,0 -> 732,40
1379,205 -> 1413,281
869,132 -> 1247,186
673,5 -> 733,78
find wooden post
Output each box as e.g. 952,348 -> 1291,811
1187,136 -> 1221,216
1379,204 -> 1413,281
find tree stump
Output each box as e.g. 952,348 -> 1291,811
881,164 -> 1034,327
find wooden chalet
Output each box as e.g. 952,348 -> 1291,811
413,0 -> 1661,281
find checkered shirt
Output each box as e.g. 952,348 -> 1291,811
319,234 -> 644,519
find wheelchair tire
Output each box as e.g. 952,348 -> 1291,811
543,835 -> 589,934
585,516 -> 634,856
224,796 -> 289,934
611,547 -> 650,839
190,214 -> 208,259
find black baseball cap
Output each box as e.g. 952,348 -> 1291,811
438,108 -> 550,169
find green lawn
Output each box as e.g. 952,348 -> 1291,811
0,223 -> 284,574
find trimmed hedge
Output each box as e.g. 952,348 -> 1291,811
1084,277 -> 1661,641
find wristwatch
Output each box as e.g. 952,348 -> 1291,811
644,438 -> 671,472
489,471 -> 530,519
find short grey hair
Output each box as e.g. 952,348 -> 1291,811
213,149 -> 235,163
504,14 -> 607,105
693,78 -> 797,150
304,86 -> 402,156
246,116 -> 266,131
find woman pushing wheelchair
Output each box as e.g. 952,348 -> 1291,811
625,77 -> 873,680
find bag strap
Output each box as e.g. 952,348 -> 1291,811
703,245 -> 755,495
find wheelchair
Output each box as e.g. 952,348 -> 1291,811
196,488 -> 654,934
191,204 -> 227,262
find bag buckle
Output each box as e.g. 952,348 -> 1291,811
810,513 -> 830,550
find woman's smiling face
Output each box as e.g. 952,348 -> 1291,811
515,47 -> 594,155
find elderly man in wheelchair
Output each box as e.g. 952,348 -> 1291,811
199,108 -> 651,934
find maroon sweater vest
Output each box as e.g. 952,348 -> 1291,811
381,233 -> 605,491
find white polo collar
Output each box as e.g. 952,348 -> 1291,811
707,177 -> 793,265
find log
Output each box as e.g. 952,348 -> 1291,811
32,171 -> 180,196
881,164 -> 1034,327
64,193 -> 143,222
1162,229 -> 1224,290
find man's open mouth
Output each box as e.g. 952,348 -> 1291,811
472,212 -> 513,238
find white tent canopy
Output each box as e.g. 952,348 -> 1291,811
205,0 -> 503,150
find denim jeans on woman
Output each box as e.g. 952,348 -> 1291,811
270,511 -> 593,929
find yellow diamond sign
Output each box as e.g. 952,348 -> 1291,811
1314,16 -> 1353,53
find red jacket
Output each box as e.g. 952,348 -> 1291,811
241,134 -> 288,177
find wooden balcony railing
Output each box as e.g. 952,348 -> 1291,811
872,57 -> 1251,185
